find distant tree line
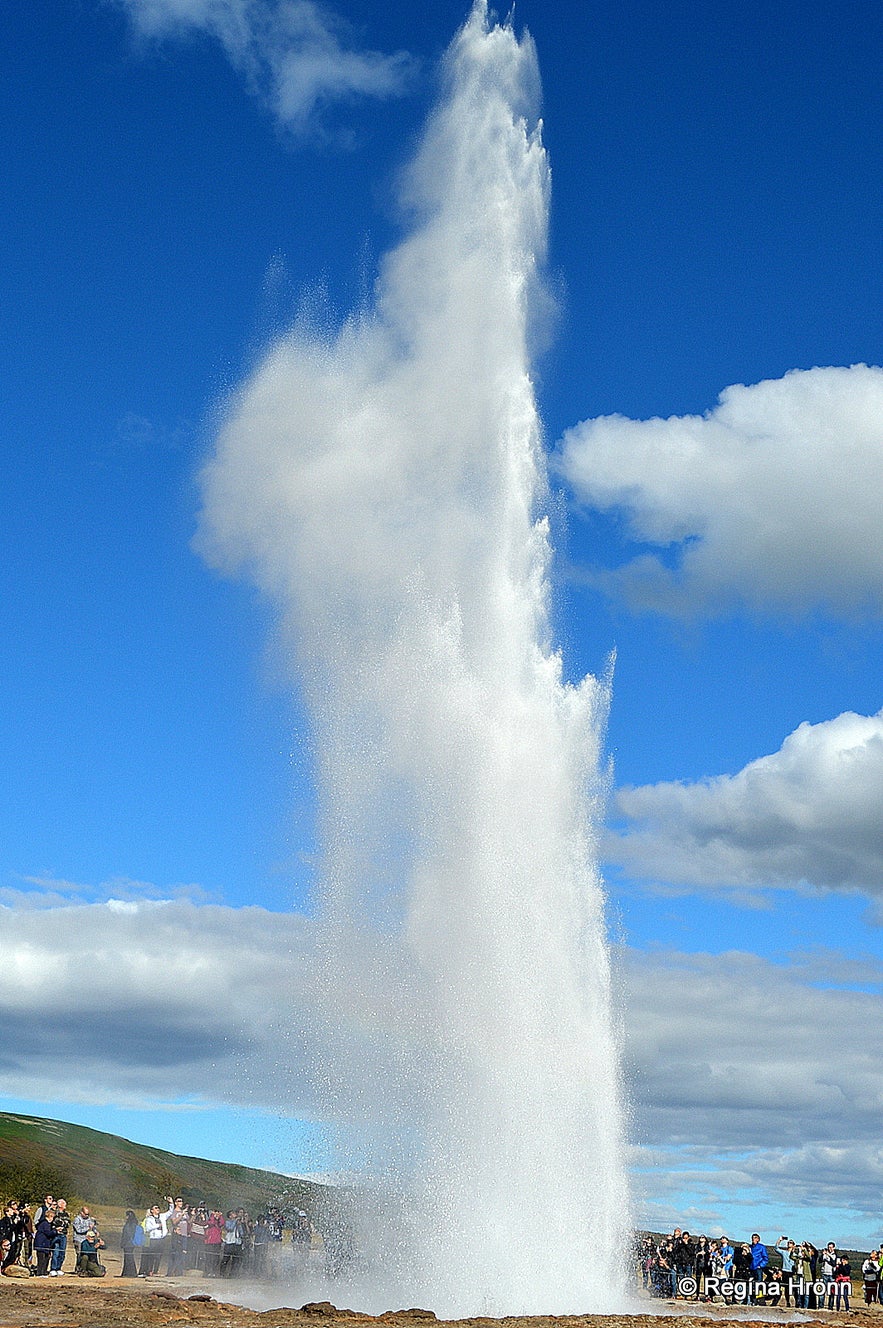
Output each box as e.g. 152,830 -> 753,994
0,1162 -> 73,1205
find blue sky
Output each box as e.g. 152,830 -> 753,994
3,0 -> 883,1251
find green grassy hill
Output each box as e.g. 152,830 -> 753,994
0,1110 -> 325,1215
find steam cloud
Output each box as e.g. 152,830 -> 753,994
118,0 -> 416,135
197,2 -> 628,1314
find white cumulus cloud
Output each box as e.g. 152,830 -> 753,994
559,364 -> 883,618
621,945 -> 883,1237
607,708 -> 883,895
117,0 -> 416,136
4,890 -> 883,1234
0,896 -> 428,1127
622,946 -> 883,1147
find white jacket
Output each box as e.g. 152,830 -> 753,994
144,1207 -> 173,1241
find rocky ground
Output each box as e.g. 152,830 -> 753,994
0,1278 -> 880,1328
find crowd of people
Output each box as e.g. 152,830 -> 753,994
639,1228 -> 883,1310
7,1194 -> 883,1305
0,1192 -> 318,1281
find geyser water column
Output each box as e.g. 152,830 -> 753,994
199,0 -> 630,1315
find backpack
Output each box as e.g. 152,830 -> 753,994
132,1224 -> 145,1247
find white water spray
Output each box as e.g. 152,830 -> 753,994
200,1 -> 629,1314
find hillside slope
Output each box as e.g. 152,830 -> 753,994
0,1111 -> 325,1213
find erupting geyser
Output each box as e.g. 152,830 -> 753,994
199,0 -> 629,1315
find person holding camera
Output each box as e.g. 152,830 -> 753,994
77,1228 -> 106,1277
139,1198 -> 173,1277
50,1199 -> 70,1274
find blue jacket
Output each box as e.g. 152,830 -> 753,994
34,1218 -> 55,1251
751,1241 -> 769,1271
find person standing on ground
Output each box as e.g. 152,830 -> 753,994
236,1208 -> 252,1271
862,1250 -> 879,1304
33,1209 -> 56,1276
776,1238 -> 796,1279
733,1244 -> 753,1304
0,1205 -> 21,1266
291,1210 -> 313,1280
220,1210 -> 244,1277
203,1210 -> 224,1277
652,1240 -> 673,1298
6,1202 -> 29,1268
8,1203 -> 29,1267
253,1216 -> 271,1276
667,1228 -> 682,1298
694,1235 -> 711,1298
187,1205 -> 206,1271
672,1230 -> 694,1298
17,1203 -> 34,1269
794,1242 -> 812,1309
833,1252 -> 852,1311
638,1234 -> 653,1291
706,1241 -> 725,1302
167,1199 -> 188,1276
120,1210 -> 140,1277
775,1237 -> 797,1307
749,1233 -> 768,1303
820,1241 -> 838,1308
50,1199 -> 70,1275
140,1199 -> 173,1277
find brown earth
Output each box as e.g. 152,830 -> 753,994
0,1274 -> 880,1328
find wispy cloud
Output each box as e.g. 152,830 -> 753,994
3,873 -> 213,909
606,708 -> 883,895
558,364 -> 883,619
117,0 -> 417,138
115,412 -> 191,452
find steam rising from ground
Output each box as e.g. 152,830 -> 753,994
199,2 -> 628,1314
